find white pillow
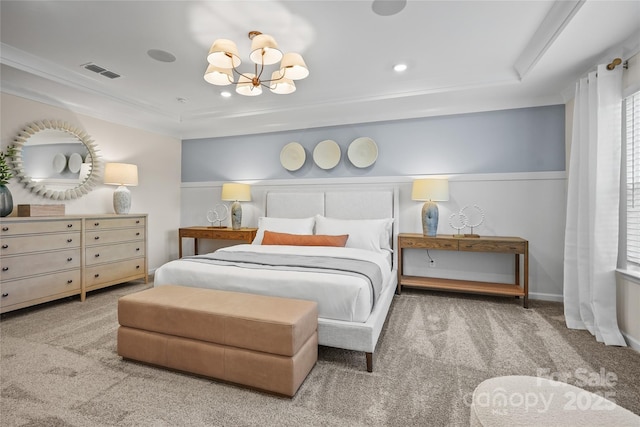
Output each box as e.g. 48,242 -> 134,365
314,215 -> 394,254
252,217 -> 316,245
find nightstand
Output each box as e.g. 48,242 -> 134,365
178,227 -> 258,258
397,233 -> 529,307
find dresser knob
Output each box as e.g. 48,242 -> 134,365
67,223 -> 73,228
94,273 -> 100,278
136,265 -> 140,269
67,279 -> 73,284
2,227 -> 8,231
94,236 -> 100,240
2,267 -> 8,271
136,248 -> 140,251
67,239 -> 73,243
95,254 -> 100,258
1,244 -> 7,249
136,220 -> 140,224
94,222 -> 100,226
1,293 -> 8,298
67,257 -> 73,262
136,232 -> 140,236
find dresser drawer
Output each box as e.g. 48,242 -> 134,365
86,217 -> 145,230
85,228 -> 145,246
400,236 -> 459,250
459,240 -> 526,254
1,249 -> 80,281
1,219 -> 81,236
85,241 -> 145,266
1,232 -> 81,255
1,270 -> 81,310
85,258 -> 145,287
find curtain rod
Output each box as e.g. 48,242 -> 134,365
606,57 -> 629,70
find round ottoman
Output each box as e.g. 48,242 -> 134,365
470,375 -> 639,426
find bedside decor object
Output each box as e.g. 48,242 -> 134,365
460,204 -> 485,237
104,163 -> 138,214
206,203 -> 229,228
411,179 -> 449,236
348,137 -> 378,168
17,204 -> 65,217
11,120 -> 102,200
204,31 -> 309,96
221,183 -> 251,230
449,211 -> 467,237
280,142 -> 306,171
313,140 -> 341,170
0,149 -> 13,217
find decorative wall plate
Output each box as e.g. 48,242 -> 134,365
280,142 -> 306,171
52,153 -> 66,173
348,137 -> 378,168
313,139 -> 341,170
68,152 -> 83,173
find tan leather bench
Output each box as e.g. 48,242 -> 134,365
117,285 -> 318,397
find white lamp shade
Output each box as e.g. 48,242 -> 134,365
104,163 -> 138,186
280,52 -> 309,80
235,73 -> 262,96
249,34 -> 283,65
221,183 -> 252,202
269,71 -> 296,94
207,39 -> 241,68
204,64 -> 233,86
411,179 -> 449,201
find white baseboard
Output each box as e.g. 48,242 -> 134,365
622,331 -> 640,351
529,292 -> 563,302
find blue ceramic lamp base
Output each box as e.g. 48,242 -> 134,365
421,201 -> 439,236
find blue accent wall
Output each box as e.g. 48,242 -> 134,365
181,105 -> 565,182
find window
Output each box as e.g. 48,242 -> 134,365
625,91 -> 640,269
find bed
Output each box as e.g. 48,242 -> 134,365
155,190 -> 398,371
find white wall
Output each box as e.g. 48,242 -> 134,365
1,93 -> 181,272
181,172 -> 567,301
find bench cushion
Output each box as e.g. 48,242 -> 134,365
118,285 -> 318,357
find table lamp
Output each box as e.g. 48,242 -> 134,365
411,178 -> 449,236
104,163 -> 138,214
221,182 -> 252,230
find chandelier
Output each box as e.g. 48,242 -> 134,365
204,31 -> 309,96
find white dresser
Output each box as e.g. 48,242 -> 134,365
0,214 -> 148,313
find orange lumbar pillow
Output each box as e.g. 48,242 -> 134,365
261,231 -> 349,247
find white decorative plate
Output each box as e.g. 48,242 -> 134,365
52,153 -> 66,173
68,152 -> 83,173
280,142 -> 306,171
348,137 -> 378,168
313,139 -> 341,170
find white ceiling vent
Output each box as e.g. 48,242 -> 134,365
82,63 -> 121,79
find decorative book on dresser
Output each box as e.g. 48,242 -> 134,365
0,214 -> 148,314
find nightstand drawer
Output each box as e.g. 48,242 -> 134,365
400,236 -> 459,250
85,241 -> 145,265
459,240 -> 526,254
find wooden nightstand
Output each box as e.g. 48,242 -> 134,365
178,227 -> 258,258
397,233 -> 529,308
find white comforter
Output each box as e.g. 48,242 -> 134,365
154,244 -> 392,322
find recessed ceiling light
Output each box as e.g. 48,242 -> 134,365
393,63 -> 408,72
221,91 -> 232,98
372,0 -> 407,16
147,49 -> 176,63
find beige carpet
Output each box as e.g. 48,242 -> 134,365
1,281 -> 639,426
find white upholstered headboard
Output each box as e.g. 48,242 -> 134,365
264,189 -> 399,268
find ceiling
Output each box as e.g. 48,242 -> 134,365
1,0 -> 639,140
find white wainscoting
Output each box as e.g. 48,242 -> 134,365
181,172 -> 567,302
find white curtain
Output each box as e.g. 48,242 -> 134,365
563,63 -> 626,346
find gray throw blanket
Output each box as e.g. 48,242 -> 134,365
183,251 -> 383,306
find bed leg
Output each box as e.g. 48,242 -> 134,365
366,352 -> 373,372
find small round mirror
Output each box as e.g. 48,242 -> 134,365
11,120 -> 101,200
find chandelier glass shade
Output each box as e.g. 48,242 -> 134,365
204,31 -> 309,96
